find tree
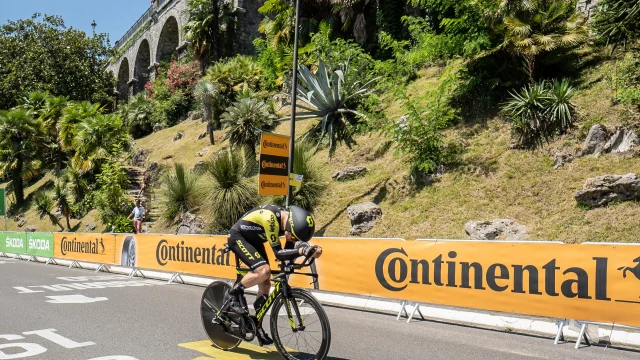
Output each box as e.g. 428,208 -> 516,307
72,113 -> 132,174
0,14 -> 115,110
0,109 -> 43,205
39,95 -> 70,172
59,101 -> 103,152
593,0 -> 640,50
487,0 -> 588,82
53,182 -> 72,230
33,191 -> 64,231
221,97 -> 276,157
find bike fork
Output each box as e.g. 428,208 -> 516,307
282,285 -> 304,331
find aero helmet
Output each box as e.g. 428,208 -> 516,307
285,205 -> 316,242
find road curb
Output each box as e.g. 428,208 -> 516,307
11,254 -> 640,350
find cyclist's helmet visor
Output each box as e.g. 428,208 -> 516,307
285,205 -> 315,242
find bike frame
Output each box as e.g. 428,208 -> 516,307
232,252 -> 317,330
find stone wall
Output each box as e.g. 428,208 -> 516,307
232,0 -> 266,56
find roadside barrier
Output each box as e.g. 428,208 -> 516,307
4,231 -> 640,349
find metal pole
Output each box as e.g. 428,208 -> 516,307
286,0 -> 301,208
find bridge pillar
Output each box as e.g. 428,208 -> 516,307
127,79 -> 138,99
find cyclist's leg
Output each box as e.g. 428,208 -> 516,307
227,236 -> 270,312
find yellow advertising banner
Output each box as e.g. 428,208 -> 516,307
293,239 -> 640,328
258,132 -> 289,196
53,233 -> 116,264
114,234 -> 247,279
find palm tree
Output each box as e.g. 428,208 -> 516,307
18,91 -> 49,115
183,0 -> 234,74
39,95 -> 70,172
489,0 -> 589,82
221,97 -> 276,158
60,162 -> 88,203
33,191 -> 64,231
59,101 -> 103,151
193,79 -> 220,145
53,182 -> 72,230
0,109 -> 43,205
72,114 -> 132,174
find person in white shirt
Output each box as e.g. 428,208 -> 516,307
128,199 -> 146,233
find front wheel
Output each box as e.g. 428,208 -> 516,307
270,289 -> 331,360
200,281 -> 242,351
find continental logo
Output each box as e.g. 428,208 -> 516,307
156,240 -> 230,266
262,140 -> 287,150
375,248 -> 612,301
262,160 -> 287,169
261,181 -> 286,188
61,237 -> 105,255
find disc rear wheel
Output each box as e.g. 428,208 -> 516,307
200,281 -> 242,351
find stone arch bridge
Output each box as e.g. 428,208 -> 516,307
106,0 -> 263,101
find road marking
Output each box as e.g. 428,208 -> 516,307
178,340 -> 290,360
57,275 -> 129,282
14,279 -> 164,294
45,295 -> 108,304
22,329 -> 94,349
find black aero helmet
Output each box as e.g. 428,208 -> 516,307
285,205 -> 316,242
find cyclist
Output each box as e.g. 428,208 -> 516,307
225,204 -> 322,345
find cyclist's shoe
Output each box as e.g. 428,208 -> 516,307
256,327 -> 274,346
227,288 -> 248,314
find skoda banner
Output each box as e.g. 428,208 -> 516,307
0,232 -> 27,254
26,232 -> 54,257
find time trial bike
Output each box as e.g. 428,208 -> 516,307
200,243 -> 331,360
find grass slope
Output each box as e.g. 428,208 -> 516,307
5,54 -> 639,242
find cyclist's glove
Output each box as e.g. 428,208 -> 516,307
302,245 -> 318,258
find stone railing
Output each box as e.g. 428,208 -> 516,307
114,6 -> 154,49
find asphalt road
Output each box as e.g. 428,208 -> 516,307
1,256 -> 639,360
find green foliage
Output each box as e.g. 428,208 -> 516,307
294,56 -> 378,156
612,52 -> 640,108
501,79 -> 577,148
0,14 -> 115,110
33,190 -> 63,230
161,163 -> 203,222
53,181 -> 72,230
59,101 -> 103,151
0,108 -> 44,205
205,148 -> 257,230
389,67 -> 461,175
72,113 -> 132,173
94,162 -> 133,226
163,90 -> 194,126
271,141 -> 325,211
221,97 -> 276,155
183,0 -> 236,70
593,0 -> 640,48
112,215 -> 136,233
118,94 -> 156,138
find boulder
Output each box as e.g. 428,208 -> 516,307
464,219 -> 528,240
553,151 -> 575,169
603,128 -> 638,154
175,212 -> 206,235
347,202 -> 382,235
332,166 -> 368,181
17,219 -> 25,228
196,147 -> 209,157
172,131 -> 184,142
192,160 -> 207,173
153,123 -> 164,132
582,124 -> 609,156
130,148 -> 148,167
25,226 -> 37,233
85,222 -> 96,231
575,173 -> 640,207
396,115 -> 409,131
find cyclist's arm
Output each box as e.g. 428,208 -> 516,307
272,243 -> 304,261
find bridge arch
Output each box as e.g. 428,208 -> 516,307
156,16 -> 180,64
117,58 -> 130,101
134,39 -> 151,95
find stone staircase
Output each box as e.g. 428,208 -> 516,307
123,165 -> 161,233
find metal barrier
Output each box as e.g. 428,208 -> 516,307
114,7 -> 153,49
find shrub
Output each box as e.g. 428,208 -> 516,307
161,163 -> 203,222
163,90 -> 194,126
206,148 -> 257,230
166,60 -> 201,94
33,191 -> 63,230
612,53 -> 640,108
112,215 -> 136,233
93,163 -> 133,226
501,79 -> 577,148
221,97 -> 276,156
119,94 -> 156,138
271,141 -> 324,211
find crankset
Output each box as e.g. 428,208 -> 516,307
214,311 -> 256,342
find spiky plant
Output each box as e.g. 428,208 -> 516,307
33,191 -> 63,231
206,148 -> 257,230
294,56 -> 378,156
53,182 -> 72,230
221,97 -> 276,157
593,0 -> 640,50
161,163 -> 203,222
271,141 -> 324,211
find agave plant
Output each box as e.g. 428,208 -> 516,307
162,163 -> 203,222
293,56 -> 379,156
221,97 -> 276,157
206,148 -> 257,230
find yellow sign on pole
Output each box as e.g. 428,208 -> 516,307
259,132 -> 290,196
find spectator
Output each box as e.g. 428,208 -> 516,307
128,199 -> 146,233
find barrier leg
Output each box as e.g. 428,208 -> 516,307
575,323 -> 591,349
168,273 -> 184,284
396,301 -> 408,321
27,255 -> 36,263
95,264 -> 110,273
554,319 -> 566,344
129,268 -> 145,278
69,260 -> 81,269
0,252 -> 7,257
45,258 -> 57,265
15,254 -> 23,260
407,303 -> 425,323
